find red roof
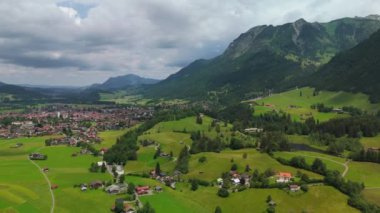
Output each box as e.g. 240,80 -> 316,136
136,186 -> 149,191
279,172 -> 292,178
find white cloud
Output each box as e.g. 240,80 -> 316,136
59,6 -> 82,25
0,0 -> 379,86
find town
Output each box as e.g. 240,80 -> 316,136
0,105 -> 154,141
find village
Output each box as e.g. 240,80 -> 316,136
0,105 -> 154,139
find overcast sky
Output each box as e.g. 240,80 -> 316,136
0,0 -> 379,86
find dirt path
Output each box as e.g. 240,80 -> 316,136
28,157 -> 55,213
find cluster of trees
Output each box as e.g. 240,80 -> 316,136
309,133 -> 363,155
311,103 -> 333,112
175,146 -> 190,174
317,115 -> 380,138
351,148 -> 380,164
276,156 -> 328,176
259,132 -> 291,154
189,178 -> 210,191
103,131 -> 139,165
190,132 -> 223,154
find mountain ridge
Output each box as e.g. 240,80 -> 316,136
144,16 -> 380,103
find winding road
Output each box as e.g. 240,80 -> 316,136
28,157 -> 55,213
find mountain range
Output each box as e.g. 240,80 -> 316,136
1,15 -> 380,104
144,15 -> 380,104
311,27 -> 380,102
91,74 -> 160,91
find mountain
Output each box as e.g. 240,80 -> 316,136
310,28 -> 380,102
145,16 -> 380,103
94,74 -> 160,91
0,82 -> 46,101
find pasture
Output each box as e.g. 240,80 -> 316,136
128,175 -> 357,213
251,87 -> 380,122
0,130 -> 131,213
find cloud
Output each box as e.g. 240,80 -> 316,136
0,0 -> 379,86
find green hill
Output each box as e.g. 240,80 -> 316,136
310,28 -> 380,102
145,16 -> 380,104
250,87 -> 380,122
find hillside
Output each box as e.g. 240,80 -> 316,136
250,87 -> 380,122
310,28 -> 380,102
93,74 -> 160,91
145,16 -> 380,103
0,82 -> 46,101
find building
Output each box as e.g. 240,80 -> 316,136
136,186 -> 150,195
289,184 -> 301,192
276,172 -> 292,183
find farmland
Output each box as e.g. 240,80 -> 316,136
132,175 -> 358,213
0,129 -> 128,213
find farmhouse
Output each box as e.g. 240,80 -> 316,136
90,180 -> 103,189
276,172 -> 292,183
136,186 -> 150,195
244,128 -> 264,134
289,184 -> 301,192
106,184 -> 127,194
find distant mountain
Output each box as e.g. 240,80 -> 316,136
145,16 -> 380,103
94,74 -> 160,91
310,28 -> 380,102
0,82 -> 46,100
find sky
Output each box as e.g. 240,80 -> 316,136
0,0 -> 379,86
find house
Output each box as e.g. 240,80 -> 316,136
51,184 -> 59,190
244,128 -> 264,134
154,186 -> 163,192
289,184 -> 301,192
231,178 -> 240,185
42,167 -> 49,172
90,180 -> 103,189
106,184 -> 127,194
81,185 -> 88,191
276,172 -> 292,183
97,161 -> 107,167
136,186 -> 150,195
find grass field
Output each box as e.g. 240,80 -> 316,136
362,189 -> 380,206
0,136 -> 56,213
360,135 -> 380,148
0,130 -> 130,213
96,129 -> 131,148
345,161 -> 380,188
127,175 -> 357,213
250,87 -> 380,122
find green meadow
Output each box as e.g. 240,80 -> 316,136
251,87 -> 380,122
362,189 -> 380,206
360,134 -> 380,149
128,175 -> 357,213
0,129 -> 129,213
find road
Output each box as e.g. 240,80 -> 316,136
28,157 -> 55,213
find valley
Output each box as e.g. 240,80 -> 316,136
0,11 -> 380,213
